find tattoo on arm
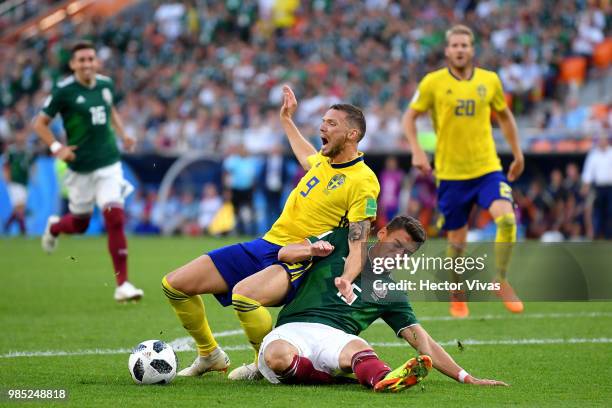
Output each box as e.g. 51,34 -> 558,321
348,220 -> 370,241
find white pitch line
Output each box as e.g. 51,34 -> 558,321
373,337 -> 612,348
0,330 -> 244,359
373,311 -> 612,324
2,312 -> 611,359
2,337 -> 612,359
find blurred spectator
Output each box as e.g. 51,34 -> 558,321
152,188 -> 182,235
378,156 -> 404,224
154,2 -> 186,41
547,169 -> 568,232
404,168 -> 437,234
223,145 -> 257,235
2,127 -> 35,235
177,190 -> 200,236
126,188 -> 146,232
581,136 -> 612,239
261,145 -> 290,227
563,162 -> 587,239
515,179 -> 555,239
198,183 -> 223,233
208,189 -> 236,236
131,189 -> 161,235
564,98 -> 590,131
1,0 -> 609,155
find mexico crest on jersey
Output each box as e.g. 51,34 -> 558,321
102,88 -> 113,105
327,174 -> 346,191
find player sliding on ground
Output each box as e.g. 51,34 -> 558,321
403,25 -> 524,318
33,41 -> 143,302
254,216 -> 507,390
162,85 -> 379,377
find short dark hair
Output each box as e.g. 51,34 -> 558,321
71,41 -> 96,57
329,103 -> 366,141
386,215 -> 427,245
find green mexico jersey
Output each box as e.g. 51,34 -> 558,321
276,228 -> 418,337
42,74 -> 120,173
5,146 -> 35,186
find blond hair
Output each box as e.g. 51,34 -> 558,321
445,25 -> 475,45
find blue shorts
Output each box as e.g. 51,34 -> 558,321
437,171 -> 513,231
208,238 -> 311,306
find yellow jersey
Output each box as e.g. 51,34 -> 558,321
410,67 -> 508,180
263,152 -> 379,246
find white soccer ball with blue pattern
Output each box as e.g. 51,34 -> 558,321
128,340 -> 178,384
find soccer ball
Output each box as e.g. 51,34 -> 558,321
128,340 -> 178,385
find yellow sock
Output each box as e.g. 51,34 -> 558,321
494,213 -> 517,280
162,276 -> 218,356
232,293 -> 272,361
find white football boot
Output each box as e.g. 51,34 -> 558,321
114,281 -> 144,302
228,362 -> 263,381
41,215 -> 60,254
178,348 -> 230,376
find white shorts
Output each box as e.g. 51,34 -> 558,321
7,182 -> 27,207
258,322 -> 365,384
64,162 -> 133,214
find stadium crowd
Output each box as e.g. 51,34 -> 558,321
1,0 -> 610,155
1,0 -> 611,240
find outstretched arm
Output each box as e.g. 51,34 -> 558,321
401,325 -> 508,386
496,107 -> 523,182
278,239 -> 334,263
402,107 -> 431,174
279,85 -> 317,170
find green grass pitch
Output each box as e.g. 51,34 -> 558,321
1,236 -> 611,407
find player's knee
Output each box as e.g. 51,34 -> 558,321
164,271 -> 189,296
102,206 -> 125,230
72,215 -> 91,234
495,212 -> 515,225
162,275 -> 189,301
339,339 -> 370,369
232,280 -> 257,300
264,340 -> 296,374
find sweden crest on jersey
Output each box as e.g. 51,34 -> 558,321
326,174 -> 346,191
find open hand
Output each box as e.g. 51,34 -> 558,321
280,85 -> 298,120
507,155 -> 524,182
464,376 -> 509,386
411,148 -> 431,174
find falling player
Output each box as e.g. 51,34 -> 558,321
162,85 -> 380,377
257,216 -> 508,390
402,25 -> 524,317
33,41 -> 143,302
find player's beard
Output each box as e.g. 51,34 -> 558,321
323,134 -> 347,158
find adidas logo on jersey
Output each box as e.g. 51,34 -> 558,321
76,95 -> 86,104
